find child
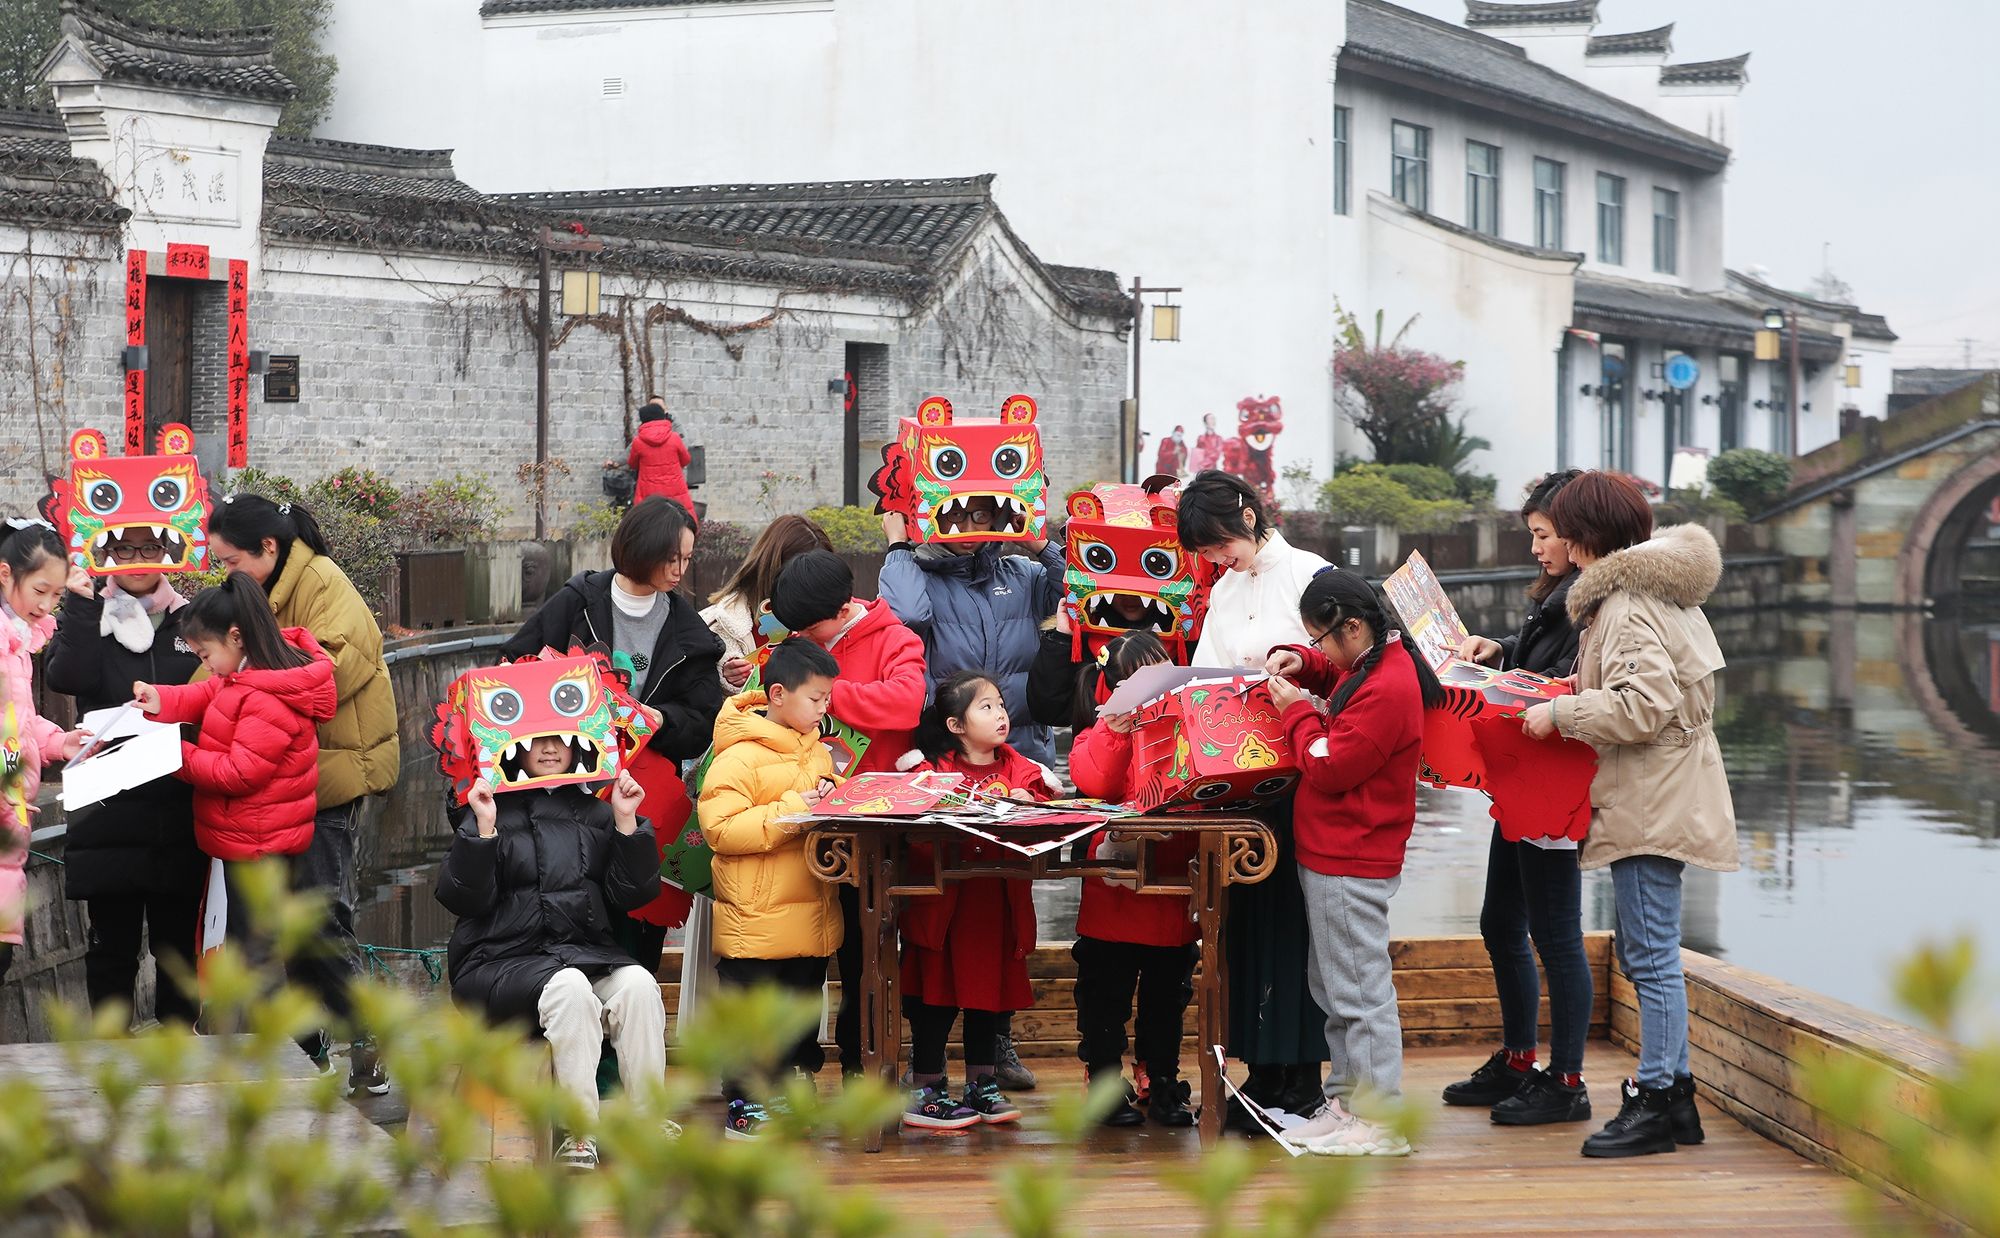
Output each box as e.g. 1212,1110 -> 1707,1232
1066,631 -> 1198,1128
897,671 -> 1060,1131
436,754 -> 663,1172
132,572 -> 337,1049
626,399 -> 697,524
44,530 -> 205,1025
1262,568 -> 1443,1157
697,638 -> 843,1140
769,549 -> 927,1077
0,519 -> 92,981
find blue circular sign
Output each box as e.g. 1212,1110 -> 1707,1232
1665,353 -> 1701,390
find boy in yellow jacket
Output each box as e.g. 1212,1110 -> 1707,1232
697,638 -> 842,1140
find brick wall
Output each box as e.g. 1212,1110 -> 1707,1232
0,255 -> 128,519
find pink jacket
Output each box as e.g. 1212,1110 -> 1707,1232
2,610 -> 65,945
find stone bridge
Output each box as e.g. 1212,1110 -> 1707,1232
1763,373 -> 2000,608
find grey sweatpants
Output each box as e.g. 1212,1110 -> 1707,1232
1299,867 -> 1403,1116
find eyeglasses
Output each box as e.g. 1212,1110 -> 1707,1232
110,543 -> 167,562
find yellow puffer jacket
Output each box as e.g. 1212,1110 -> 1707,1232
698,690 -> 841,961
265,541 -> 400,808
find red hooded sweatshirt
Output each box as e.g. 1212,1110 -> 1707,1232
628,420 -> 695,520
823,597 -> 926,776
1277,636 -> 1425,879
152,627 -> 338,862
1068,722 -> 1197,947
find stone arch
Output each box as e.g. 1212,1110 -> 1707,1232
1897,434 -> 2000,608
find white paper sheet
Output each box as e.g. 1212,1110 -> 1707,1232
61,705 -> 183,810
1097,663 -> 1270,719
1211,1045 -> 1308,1156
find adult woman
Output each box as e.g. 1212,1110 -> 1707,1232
1520,472 -> 1736,1159
45,531 -> 205,1025
1441,469 -> 1596,1126
701,515 -> 834,691
626,399 -> 697,525
503,496 -> 724,966
1176,470 -> 1330,1119
209,495 -> 398,1091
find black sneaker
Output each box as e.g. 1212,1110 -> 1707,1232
902,1082 -> 981,1130
1271,1064 -> 1324,1118
348,1038 -> 390,1097
1441,1049 -> 1532,1107
1491,1070 -> 1591,1126
1668,1075 -> 1705,1145
961,1073 -> 1022,1124
724,1099 -> 768,1141
994,1032 -> 1037,1091
1090,1071 -> 1145,1127
1580,1079 -> 1676,1158
1147,1076 -> 1196,1128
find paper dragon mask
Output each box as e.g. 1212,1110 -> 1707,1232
869,394 -> 1048,544
430,649 -> 661,803
1129,675 -> 1298,814
1061,475 -> 1210,661
41,425 -> 210,576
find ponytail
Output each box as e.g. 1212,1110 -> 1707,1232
181,572 -> 310,671
0,517 -> 63,580
1297,568 -> 1444,716
1071,630 -> 1169,732
210,494 -> 331,572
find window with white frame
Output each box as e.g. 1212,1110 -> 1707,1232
1534,157 -> 1565,249
1596,172 -> 1626,265
1653,187 -> 1680,274
1333,105 -> 1351,215
1466,140 -> 1500,236
1392,120 -> 1431,212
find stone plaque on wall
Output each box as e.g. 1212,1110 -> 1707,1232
264,354 -> 300,403
133,143 -> 241,226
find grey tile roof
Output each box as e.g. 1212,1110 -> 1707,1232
481,0 -> 774,15
56,2 -> 296,102
1463,1 -> 1598,27
265,136 -> 486,204
1587,24 -> 1673,57
1724,268 -> 1897,342
1343,0 -> 1729,172
0,108 -> 125,230
1660,54 -> 1750,87
1573,275 -> 1845,361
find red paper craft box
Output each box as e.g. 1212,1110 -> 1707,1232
1420,661 -> 1598,843
1128,675 -> 1299,814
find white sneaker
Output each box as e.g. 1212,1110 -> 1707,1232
555,1135 -> 600,1170
1282,1098 -> 1356,1147
1305,1115 -> 1411,1157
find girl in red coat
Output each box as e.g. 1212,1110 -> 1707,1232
625,401 -> 697,525
898,670 -> 1059,1131
1262,568 -> 1442,1157
135,572 -> 337,959
1068,631 -> 1199,1128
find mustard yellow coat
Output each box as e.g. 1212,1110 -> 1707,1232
265,541 -> 400,808
698,690 -> 841,960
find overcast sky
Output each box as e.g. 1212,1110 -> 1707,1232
1392,0 -> 2000,371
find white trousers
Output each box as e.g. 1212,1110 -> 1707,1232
537,964 -> 666,1122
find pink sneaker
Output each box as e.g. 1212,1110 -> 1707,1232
1304,1113 -> 1411,1157
1281,1098 -> 1354,1148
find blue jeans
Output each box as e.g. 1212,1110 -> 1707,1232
1479,827 -> 1592,1075
1611,855 -> 1690,1089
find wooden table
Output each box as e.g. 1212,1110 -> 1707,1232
806,815 -> 1276,1152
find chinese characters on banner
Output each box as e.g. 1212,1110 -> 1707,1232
164,242 -> 210,280
123,250 -> 146,453
226,259 -> 249,467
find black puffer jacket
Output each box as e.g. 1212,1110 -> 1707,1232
43,589 -> 206,901
1497,571 -> 1581,677
435,788 -> 659,1023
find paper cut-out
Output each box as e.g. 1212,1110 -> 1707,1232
868,394 -> 1048,544
1128,671 -> 1299,814
430,649 -> 660,803
1221,395 -> 1283,512
1061,475 -> 1211,662
42,425 -> 210,576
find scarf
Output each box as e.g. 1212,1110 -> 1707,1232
100,577 -> 188,654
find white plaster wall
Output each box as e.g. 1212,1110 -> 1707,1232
319,0 -> 1344,483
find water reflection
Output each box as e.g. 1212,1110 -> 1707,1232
352,611 -> 2000,1023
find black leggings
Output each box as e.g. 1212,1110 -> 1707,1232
907,1001 -> 1002,1078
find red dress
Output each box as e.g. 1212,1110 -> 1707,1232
899,745 -> 1056,1012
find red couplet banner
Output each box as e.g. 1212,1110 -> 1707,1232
123,250 -> 146,454
164,242 -> 210,280
226,259 -> 249,467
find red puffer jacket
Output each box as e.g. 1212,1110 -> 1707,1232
153,628 -> 338,862
1068,723 -> 1198,947
627,420 -> 696,522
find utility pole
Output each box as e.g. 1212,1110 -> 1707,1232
1128,275 -> 1181,483
1787,309 -> 1803,458
534,225 -> 603,538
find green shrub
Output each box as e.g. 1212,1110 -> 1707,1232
569,499 -> 627,542
1707,448 -> 1793,514
804,505 -> 884,555
1381,463 -> 1458,502
1317,465 -> 1464,533
693,518 -> 754,570
225,466 -> 304,506
397,473 -> 500,548
1660,488 -> 1746,526
312,467 -> 402,522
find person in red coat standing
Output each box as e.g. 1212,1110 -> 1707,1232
626,399 -> 697,525
1066,631 -> 1199,1128
769,549 -> 928,1076
896,671 -> 1059,1131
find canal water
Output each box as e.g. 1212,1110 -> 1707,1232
354,608 -> 2000,1026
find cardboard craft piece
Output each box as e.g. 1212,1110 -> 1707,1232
868,394 -> 1048,544
1128,672 -> 1299,814
1061,476 -> 1211,661
1381,550 -> 1469,673
61,704 -> 183,811
41,425 -> 211,576
430,648 -> 660,803
661,745 -> 716,896
814,771 -> 968,818
1419,660 -> 1597,843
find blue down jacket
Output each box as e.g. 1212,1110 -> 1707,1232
876,542 -> 1065,766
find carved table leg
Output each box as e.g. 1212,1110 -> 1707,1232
1196,828 -> 1228,1149
857,829 -> 899,1153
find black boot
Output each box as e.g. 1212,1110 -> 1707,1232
1090,1067 -> 1144,1127
1147,1074 -> 1196,1128
1580,1079 -> 1676,1158
1669,1075 -> 1705,1145
1442,1049 -> 1533,1107
1271,1063 -> 1325,1117
1238,1062 -> 1284,1107
1490,1070 -> 1590,1126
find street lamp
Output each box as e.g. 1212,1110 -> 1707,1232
1127,276 -> 1183,482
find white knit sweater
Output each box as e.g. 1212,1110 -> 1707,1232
1190,529 -> 1329,669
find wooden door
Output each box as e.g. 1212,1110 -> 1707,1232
144,278 -> 195,444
